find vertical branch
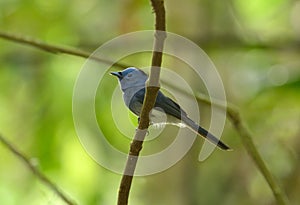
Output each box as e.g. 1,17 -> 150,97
148,0 -> 166,87
117,1 -> 166,205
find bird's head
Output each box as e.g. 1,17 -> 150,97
110,67 -> 148,91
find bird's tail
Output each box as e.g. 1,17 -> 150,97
182,116 -> 231,151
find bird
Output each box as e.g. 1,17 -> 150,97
110,67 -> 231,150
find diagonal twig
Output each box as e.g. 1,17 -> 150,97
0,30 -> 127,69
0,134 -> 77,205
227,110 -> 290,205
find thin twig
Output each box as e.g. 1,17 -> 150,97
168,80 -> 290,205
117,1 -> 166,205
227,110 -> 290,205
0,134 -> 77,205
2,30 -> 300,52
0,30 -> 127,69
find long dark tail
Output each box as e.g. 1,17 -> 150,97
182,116 -> 231,151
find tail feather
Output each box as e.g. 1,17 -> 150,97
182,116 -> 231,151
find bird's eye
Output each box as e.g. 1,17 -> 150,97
127,73 -> 132,77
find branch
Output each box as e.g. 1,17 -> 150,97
117,1 -> 166,205
227,110 -> 290,205
2,30 -> 300,53
0,134 -> 77,205
162,74 -> 289,205
0,30 -> 127,69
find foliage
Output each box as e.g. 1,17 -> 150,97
1,0 -> 299,204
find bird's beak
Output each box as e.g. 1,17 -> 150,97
110,71 -> 122,79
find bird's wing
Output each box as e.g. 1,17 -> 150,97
129,88 -> 187,119
154,91 -> 187,120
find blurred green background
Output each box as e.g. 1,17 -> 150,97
1,0 -> 300,204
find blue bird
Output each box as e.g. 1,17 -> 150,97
111,67 -> 230,150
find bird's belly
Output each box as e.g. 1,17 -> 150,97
150,107 -> 184,128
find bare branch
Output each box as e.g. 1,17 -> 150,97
227,110 -> 290,205
0,134 -> 77,205
166,79 -> 290,205
0,30 -> 127,69
117,1 -> 166,205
